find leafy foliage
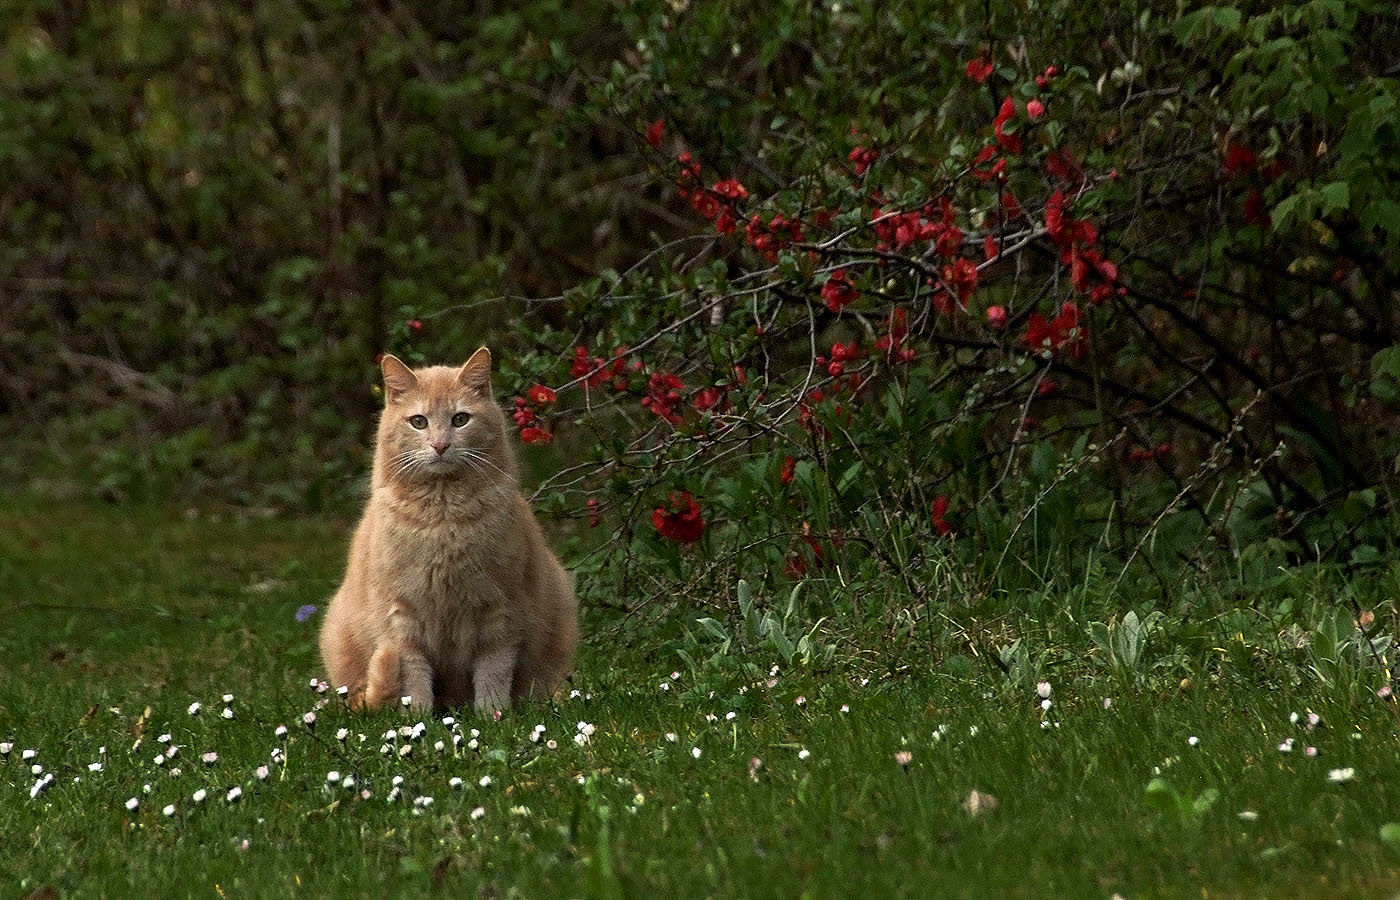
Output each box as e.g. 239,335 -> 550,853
4,1 -> 1400,636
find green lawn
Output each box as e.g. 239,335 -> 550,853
1,499 -> 1398,898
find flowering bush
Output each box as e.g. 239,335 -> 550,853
480,0 -> 1400,621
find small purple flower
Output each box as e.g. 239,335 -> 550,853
296,604 -> 318,623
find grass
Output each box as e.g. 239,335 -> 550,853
2,497 -> 1399,899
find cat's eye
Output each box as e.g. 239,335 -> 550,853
451,411 -> 471,428
408,415 -> 429,430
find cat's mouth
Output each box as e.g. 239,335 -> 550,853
421,452 -> 462,473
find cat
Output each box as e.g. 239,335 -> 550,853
319,348 -> 578,714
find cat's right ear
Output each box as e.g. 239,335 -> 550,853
380,355 -> 418,404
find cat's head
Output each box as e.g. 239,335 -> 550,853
375,348 -> 515,484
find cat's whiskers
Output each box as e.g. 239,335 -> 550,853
389,448 -> 428,479
457,446 -> 508,479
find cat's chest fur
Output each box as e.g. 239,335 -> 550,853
372,492 -> 518,643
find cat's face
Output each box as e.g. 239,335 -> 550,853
377,350 -> 511,482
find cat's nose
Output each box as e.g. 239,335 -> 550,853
431,440 -> 450,455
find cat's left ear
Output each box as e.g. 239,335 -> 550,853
457,347 -> 493,396
381,354 -> 419,404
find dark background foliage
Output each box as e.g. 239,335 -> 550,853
4,0 -> 1400,606
1,0 -> 662,506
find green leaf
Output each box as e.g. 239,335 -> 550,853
1317,181 -> 1351,216
1270,193 -> 1306,231
1380,823 -> 1400,847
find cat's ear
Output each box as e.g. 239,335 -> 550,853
457,347 -> 493,395
380,354 -> 418,404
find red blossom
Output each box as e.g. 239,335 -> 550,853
1023,301 -> 1087,359
1000,190 -> 1022,219
821,269 -> 861,312
848,146 -> 880,176
871,203 -> 960,254
688,190 -> 721,220
1045,191 -> 1119,301
875,308 -> 915,363
407,318 -> 423,332
993,97 -> 1023,155
645,119 -> 664,149
693,386 -> 724,413
932,496 -> 953,536
986,305 -> 1007,328
1223,143 -> 1257,177
571,346 -> 610,388
965,56 -> 994,83
780,455 -> 796,485
641,371 -> 685,424
652,491 -> 705,544
971,144 -> 1006,182
714,205 -> 739,236
526,384 -> 556,406
1026,99 -> 1046,120
746,213 -> 805,262
935,224 -> 964,258
519,426 -> 553,445
586,498 -> 601,528
712,178 -> 749,201
942,257 -> 980,306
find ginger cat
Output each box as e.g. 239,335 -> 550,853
320,348 -> 578,714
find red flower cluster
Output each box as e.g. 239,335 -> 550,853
815,340 -> 866,380
1034,64 -> 1060,90
1130,443 -> 1173,462
972,96 -> 1038,183
871,198 -> 962,256
1024,301 -> 1086,360
642,371 -> 685,425
575,344 -> 738,428
572,345 -> 635,390
821,269 -> 861,312
514,384 -> 558,444
1045,191 -> 1119,305
652,491 -> 705,544
1222,143 -> 1283,226
848,145 -> 880,176
746,213 -> 805,262
940,257 -> 980,310
675,153 -> 750,235
875,308 -> 915,363
972,144 -> 1007,183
